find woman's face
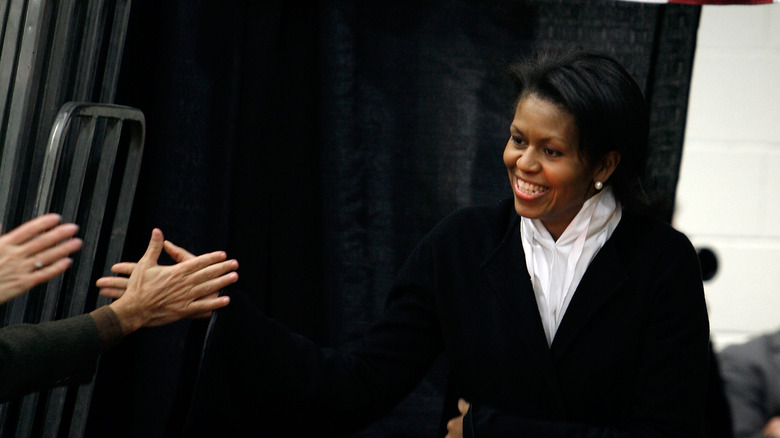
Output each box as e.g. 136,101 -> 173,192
503,94 -> 607,240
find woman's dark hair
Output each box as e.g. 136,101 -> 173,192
510,49 -> 651,212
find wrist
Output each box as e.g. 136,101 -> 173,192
108,300 -> 146,335
90,306 -> 125,351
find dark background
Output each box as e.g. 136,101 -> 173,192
85,1 -> 701,436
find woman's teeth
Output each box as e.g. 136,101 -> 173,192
517,179 -> 546,195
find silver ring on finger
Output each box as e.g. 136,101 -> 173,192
34,260 -> 44,269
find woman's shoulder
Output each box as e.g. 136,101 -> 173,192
416,198 -> 516,256
614,211 -> 697,260
430,198 -> 515,235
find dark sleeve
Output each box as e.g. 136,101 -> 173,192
195,232 -> 446,436
463,231 -> 711,438
91,305 -> 124,352
0,313 -> 103,402
719,338 -> 773,438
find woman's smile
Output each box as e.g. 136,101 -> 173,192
512,175 -> 549,199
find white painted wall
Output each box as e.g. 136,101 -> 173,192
673,4 -> 780,350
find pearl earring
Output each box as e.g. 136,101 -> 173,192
594,181 -> 603,190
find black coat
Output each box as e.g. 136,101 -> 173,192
190,198 -> 710,437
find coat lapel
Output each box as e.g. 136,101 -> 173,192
481,216 -> 553,373
550,223 -> 628,356
481,215 -> 574,416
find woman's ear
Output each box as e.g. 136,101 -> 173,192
594,150 -> 621,184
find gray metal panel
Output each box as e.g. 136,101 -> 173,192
33,0 -> 78,120
0,0 -> 25,127
0,0 -> 29,229
0,0 -> 11,44
1,0 -> 57,331
73,0 -> 107,101
99,0 -> 132,102
30,0 -> 80,195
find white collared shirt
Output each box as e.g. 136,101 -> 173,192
520,187 -> 622,346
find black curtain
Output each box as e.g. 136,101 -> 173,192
86,1 -> 702,437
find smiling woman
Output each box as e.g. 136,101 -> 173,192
189,48 -> 711,438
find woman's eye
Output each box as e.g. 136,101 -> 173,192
511,136 -> 526,147
544,148 -> 562,157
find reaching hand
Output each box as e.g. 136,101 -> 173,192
102,229 -> 238,334
97,238 -> 216,319
0,214 -> 82,304
446,398 -> 471,438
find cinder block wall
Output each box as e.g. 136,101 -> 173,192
673,4 -> 780,349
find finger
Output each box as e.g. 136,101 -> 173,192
22,223 -> 80,255
27,237 -> 82,267
1,214 -> 62,242
99,287 -> 126,299
26,258 -> 73,286
447,418 -> 456,430
445,414 -> 464,438
139,228 -> 165,266
1,213 -> 63,245
458,398 -> 470,415
187,271 -> 239,299
200,291 -> 219,300
181,295 -> 230,317
185,259 -> 239,286
173,250 -> 229,275
110,262 -> 136,276
446,418 -> 458,436
163,240 -> 195,262
95,276 -> 130,289
189,293 -> 220,319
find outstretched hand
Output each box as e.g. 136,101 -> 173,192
100,229 -> 238,334
98,238 -> 216,319
0,214 -> 82,304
